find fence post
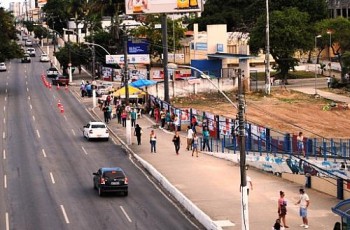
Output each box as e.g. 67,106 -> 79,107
323,140 -> 327,161
266,128 -> 271,152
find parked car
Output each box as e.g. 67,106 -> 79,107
83,121 -> 109,141
96,85 -> 110,97
40,54 -> 50,62
93,167 -> 128,196
0,62 -> 7,72
26,47 -> 36,57
21,54 -> 31,63
51,76 -> 69,86
25,39 -> 32,46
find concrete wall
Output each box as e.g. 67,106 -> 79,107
282,173 -> 350,199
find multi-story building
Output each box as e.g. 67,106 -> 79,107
328,0 -> 350,18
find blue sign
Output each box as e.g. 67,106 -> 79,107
128,39 -> 149,54
195,42 -> 207,51
217,44 -> 224,52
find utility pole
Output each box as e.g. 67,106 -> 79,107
238,68 -> 249,230
265,0 -> 270,95
123,27 -> 130,106
162,14 -> 170,103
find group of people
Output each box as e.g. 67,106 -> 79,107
273,188 -> 310,230
80,80 -> 95,97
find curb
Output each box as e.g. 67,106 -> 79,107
91,107 -> 220,230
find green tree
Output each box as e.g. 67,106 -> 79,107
55,43 -> 90,74
131,15 -> 186,63
249,8 -> 312,79
193,0 -> 327,32
315,17 -> 350,81
0,7 -> 23,61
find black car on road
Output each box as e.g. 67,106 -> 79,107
93,167 -> 128,196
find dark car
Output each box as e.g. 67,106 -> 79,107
21,54 -> 31,63
51,76 -> 69,86
93,167 -> 128,196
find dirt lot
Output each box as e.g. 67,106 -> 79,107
172,88 -> 350,139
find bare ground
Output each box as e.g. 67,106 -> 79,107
172,88 -> 350,138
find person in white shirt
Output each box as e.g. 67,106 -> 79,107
295,188 -> 310,229
186,126 -> 194,151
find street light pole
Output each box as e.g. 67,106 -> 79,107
314,35 -> 322,96
327,30 -> 332,78
123,28 -> 130,106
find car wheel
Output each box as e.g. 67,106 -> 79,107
124,191 -> 128,196
105,138 -> 109,141
93,181 -> 96,189
98,187 -> 103,196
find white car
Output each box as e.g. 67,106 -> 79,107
40,54 -> 50,62
83,121 -> 109,141
25,40 -> 33,46
0,63 -> 7,72
26,48 -> 36,57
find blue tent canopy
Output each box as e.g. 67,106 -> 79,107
129,79 -> 157,88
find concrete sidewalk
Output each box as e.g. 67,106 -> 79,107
67,84 -> 340,230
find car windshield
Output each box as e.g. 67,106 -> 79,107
103,171 -> 124,179
91,124 -> 106,128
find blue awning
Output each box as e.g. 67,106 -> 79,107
332,199 -> 350,219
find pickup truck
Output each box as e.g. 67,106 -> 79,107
52,76 -> 69,86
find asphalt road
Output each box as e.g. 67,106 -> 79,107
0,49 -> 199,230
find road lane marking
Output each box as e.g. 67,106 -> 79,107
29,104 -> 32,110
3,150 -> 6,159
28,96 -> 30,100
42,149 -> 47,158
4,96 -> 6,102
3,118 -> 5,124
32,115 -> 35,121
3,106 -> 5,111
5,212 -> 9,230
4,175 -> 7,188
60,205 -> 70,224
71,129 -> 76,136
36,130 -> 40,138
6,82 -> 8,86
120,206 -> 132,223
63,115 -> 67,121
5,89 -> 7,93
81,146 -> 88,155
50,172 -> 55,184
26,88 -> 29,92
3,132 -> 5,139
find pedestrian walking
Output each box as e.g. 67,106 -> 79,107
202,127 -> 211,151
192,133 -> 199,157
327,76 -> 332,88
160,109 -> 166,128
295,188 -> 310,229
116,105 -> 122,124
278,191 -> 289,228
186,126 -> 194,151
150,129 -> 157,153
121,109 -> 127,127
130,109 -> 137,127
102,105 -> 109,123
297,132 -> 305,157
134,124 -> 142,145
172,131 -> 181,155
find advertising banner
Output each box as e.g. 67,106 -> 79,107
125,0 -> 203,14
106,54 -> 150,64
128,39 -> 149,54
